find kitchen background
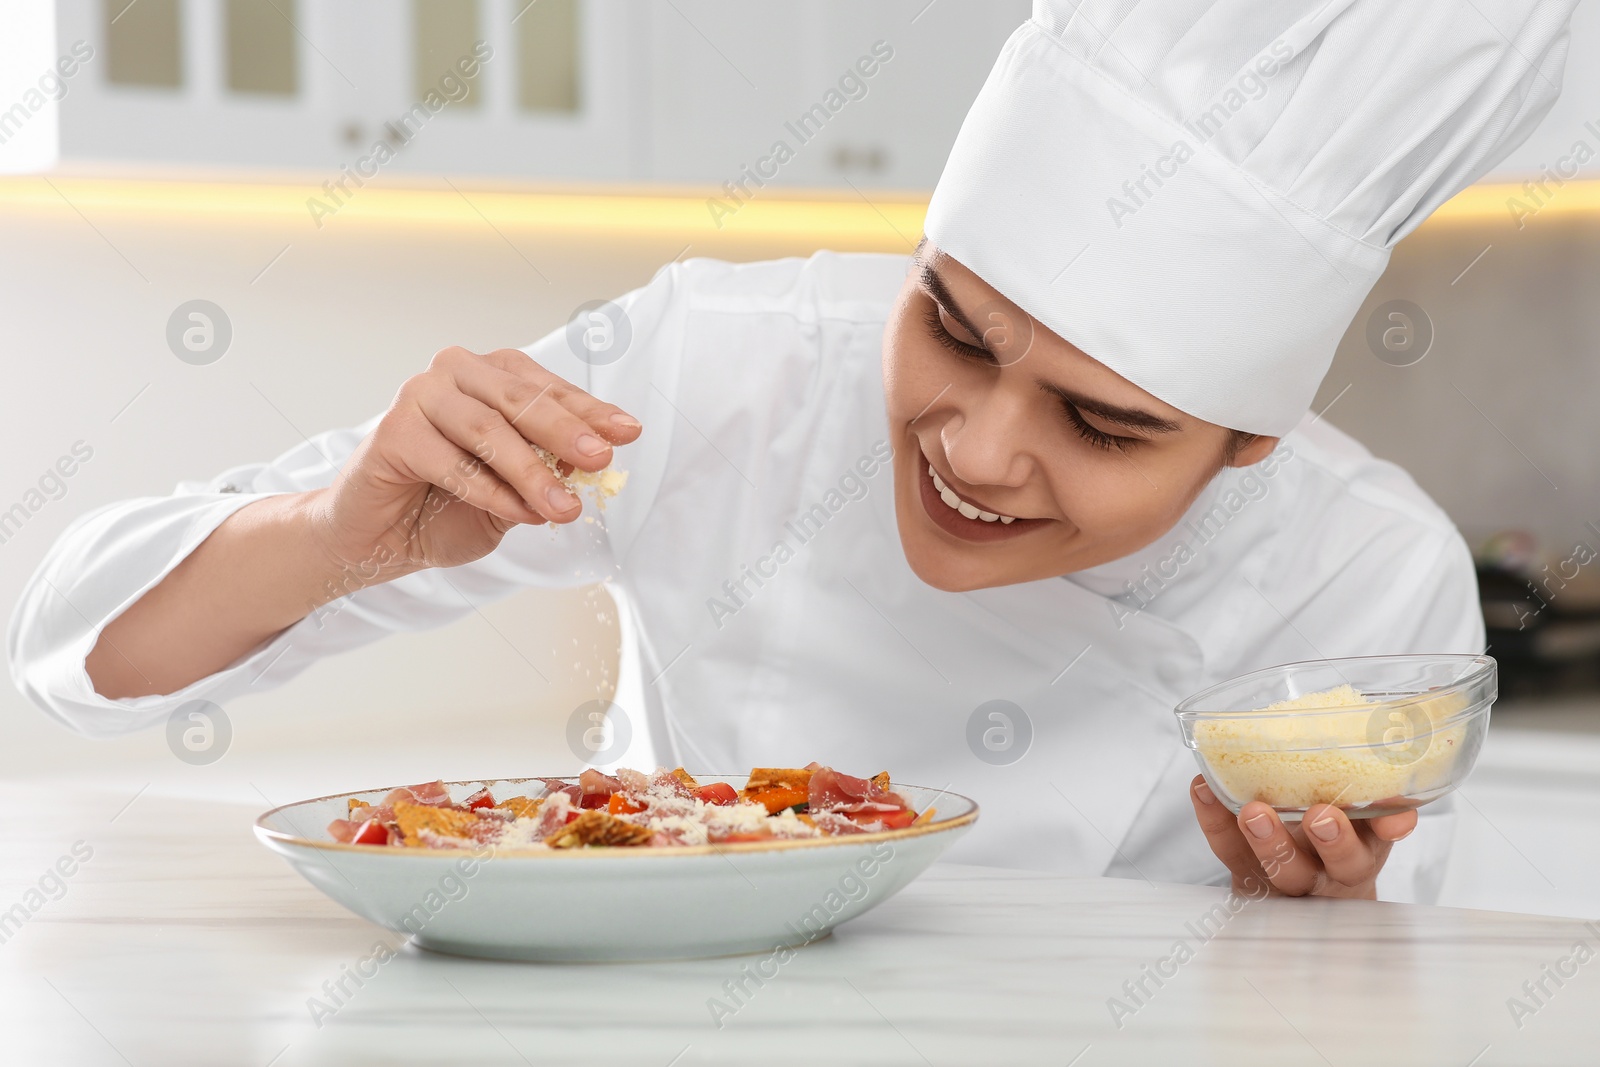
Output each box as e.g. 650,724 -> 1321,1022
2,0 -> 1597,916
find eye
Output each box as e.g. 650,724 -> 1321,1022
923,301 -> 1141,453
923,306 -> 994,363
1058,400 -> 1136,453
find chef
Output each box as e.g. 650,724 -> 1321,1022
9,0 -> 1577,903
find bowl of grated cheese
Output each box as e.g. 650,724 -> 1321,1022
1175,655 -> 1496,820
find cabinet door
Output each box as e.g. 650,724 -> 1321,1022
642,0 -> 1029,191
54,0 -> 640,181
640,1 -> 813,186
780,0 -> 1031,191
51,0 -> 1028,186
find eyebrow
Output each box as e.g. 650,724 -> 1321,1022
1041,384 -> 1181,434
918,261 -> 991,348
917,259 -> 1182,436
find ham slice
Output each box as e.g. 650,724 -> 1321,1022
577,769 -> 624,807
534,777 -> 583,805
807,766 -> 910,816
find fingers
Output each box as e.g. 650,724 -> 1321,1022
479,347 -> 644,448
1368,809 -> 1418,842
1191,777 -> 1409,898
386,346 -> 640,528
438,352 -> 612,474
1189,776 -> 1264,886
410,386 -> 580,523
399,427 -> 546,528
1235,802 -> 1322,896
1299,804 -> 1383,889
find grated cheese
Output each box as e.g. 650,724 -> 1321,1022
1193,683 -> 1471,810
533,445 -> 628,507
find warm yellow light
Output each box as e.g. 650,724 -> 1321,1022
0,175 -> 928,247
1418,179 -> 1600,228
4,174 -> 1596,244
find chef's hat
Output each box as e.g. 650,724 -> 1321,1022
924,0 -> 1577,436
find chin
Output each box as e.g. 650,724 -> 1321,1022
891,497 -> 1005,593
901,543 -> 982,592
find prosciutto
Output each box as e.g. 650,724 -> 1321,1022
807,766 -> 909,816
577,769 -> 625,808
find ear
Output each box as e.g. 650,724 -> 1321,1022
1226,434 -> 1281,468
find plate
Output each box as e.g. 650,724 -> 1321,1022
254,775 -> 978,962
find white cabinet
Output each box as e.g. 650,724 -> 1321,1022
28,0 -> 1600,186
44,0 -> 1029,187
52,0 -> 643,180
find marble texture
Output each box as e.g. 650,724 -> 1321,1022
3,785 -> 1599,1066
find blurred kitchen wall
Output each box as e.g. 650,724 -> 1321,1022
1,0 -> 1598,799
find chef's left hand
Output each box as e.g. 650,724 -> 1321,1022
1188,775 -> 1415,899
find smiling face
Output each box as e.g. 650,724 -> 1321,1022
882,242 -> 1280,592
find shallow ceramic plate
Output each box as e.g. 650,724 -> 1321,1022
255,775 -> 978,962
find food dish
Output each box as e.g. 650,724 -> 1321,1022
256,774 -> 977,961
324,764 -> 929,850
1176,654 -> 1495,820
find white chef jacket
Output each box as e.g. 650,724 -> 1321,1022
8,251 -> 1484,902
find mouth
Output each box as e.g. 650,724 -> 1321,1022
916,452 -> 1046,544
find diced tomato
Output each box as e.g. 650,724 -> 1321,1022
351,818 -> 390,844
694,782 -> 739,806
463,787 -> 496,810
579,791 -> 613,809
564,809 -> 582,824
608,793 -> 646,815
877,809 -> 917,831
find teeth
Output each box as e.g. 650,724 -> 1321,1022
927,462 -> 1019,524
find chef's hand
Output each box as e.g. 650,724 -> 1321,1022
1188,775 -> 1416,899
309,346 -> 641,578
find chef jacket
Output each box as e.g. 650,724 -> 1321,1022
8,251 -> 1484,902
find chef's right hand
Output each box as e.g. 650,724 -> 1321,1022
307,346 -> 641,579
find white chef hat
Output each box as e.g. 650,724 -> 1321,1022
924,0 -> 1577,436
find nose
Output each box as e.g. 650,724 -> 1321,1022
940,392 -> 1033,490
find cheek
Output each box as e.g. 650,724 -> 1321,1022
881,334 -> 937,419
1045,449 -> 1208,538
881,298 -> 981,423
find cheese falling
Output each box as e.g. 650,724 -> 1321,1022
534,445 -> 628,505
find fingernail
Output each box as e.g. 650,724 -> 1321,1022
575,434 -> 607,456
1194,782 -> 1217,805
1244,813 -> 1274,840
1308,816 -> 1339,842
609,413 -> 641,430
545,486 -> 576,511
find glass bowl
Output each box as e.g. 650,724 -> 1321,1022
1174,654 -> 1496,821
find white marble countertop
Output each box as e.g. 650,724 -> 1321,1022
4,785 -> 1599,1066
